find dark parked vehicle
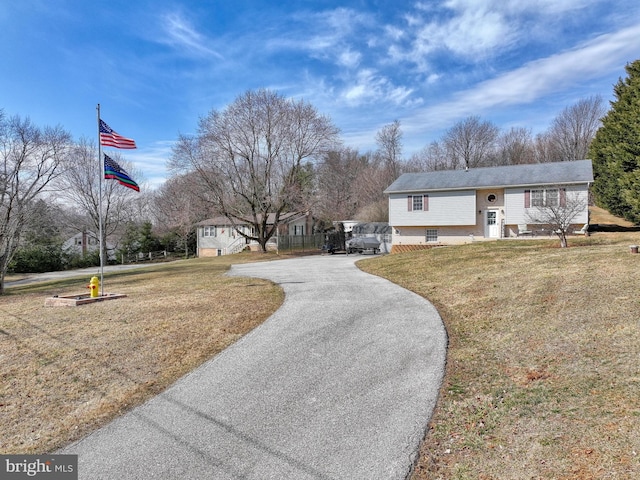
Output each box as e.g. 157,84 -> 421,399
346,237 -> 380,254
321,243 -> 338,254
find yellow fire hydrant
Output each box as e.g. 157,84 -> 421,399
87,276 -> 99,298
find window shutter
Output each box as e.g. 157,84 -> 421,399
423,194 -> 429,211
407,196 -> 413,211
524,189 -> 530,208
559,188 -> 566,207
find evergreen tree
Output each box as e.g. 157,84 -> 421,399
138,221 -> 160,253
590,59 -> 640,223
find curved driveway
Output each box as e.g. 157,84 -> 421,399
61,254 -> 447,479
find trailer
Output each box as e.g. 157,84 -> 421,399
346,237 -> 381,254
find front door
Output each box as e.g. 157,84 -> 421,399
484,210 -> 500,238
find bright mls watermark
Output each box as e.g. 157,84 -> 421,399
0,455 -> 77,479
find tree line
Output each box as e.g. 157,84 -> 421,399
1,59 -> 639,293
168,91 -> 608,242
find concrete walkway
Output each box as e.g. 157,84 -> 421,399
60,255 -> 447,479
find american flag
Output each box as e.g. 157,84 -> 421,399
99,119 -> 137,149
104,154 -> 140,192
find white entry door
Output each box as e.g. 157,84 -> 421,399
484,210 -> 500,238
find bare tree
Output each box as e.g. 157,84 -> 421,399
313,148 -> 392,223
314,148 -> 361,223
533,131 -> 560,163
55,138 -> 143,263
152,172 -> 212,257
443,116 -> 500,169
353,152 -> 390,222
0,112 -> 71,293
375,119 -> 403,181
546,95 -> 607,161
525,186 -> 587,248
496,127 -> 535,165
406,141 -> 451,172
172,89 -> 340,252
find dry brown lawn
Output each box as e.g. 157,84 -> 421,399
0,254 -> 283,454
359,212 -> 640,479
589,205 -> 636,227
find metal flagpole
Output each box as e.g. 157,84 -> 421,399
96,104 -> 105,296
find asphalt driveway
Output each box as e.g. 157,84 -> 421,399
60,254 -> 447,479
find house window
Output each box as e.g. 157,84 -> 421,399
426,229 -> 438,242
546,189 -> 559,207
294,225 -> 304,235
202,226 -> 216,237
408,194 -> 429,211
531,189 -> 559,207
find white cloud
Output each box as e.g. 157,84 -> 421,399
284,7 -> 372,53
403,23 -> 640,133
384,24 -> 405,41
440,9 -> 513,55
444,0 -> 593,15
389,86 -> 421,106
322,7 -> 372,32
464,24 -> 638,105
344,84 -> 367,103
264,7 -> 379,91
128,140 -> 175,189
403,13 -> 422,28
384,0 -> 610,70
505,0 -> 596,15
160,12 -> 224,59
426,73 -> 440,84
397,5 -> 517,67
337,48 -> 362,68
341,69 -> 416,107
376,4 -> 517,74
342,69 -> 378,104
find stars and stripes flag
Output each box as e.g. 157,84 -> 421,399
104,154 -> 140,192
99,119 -> 137,149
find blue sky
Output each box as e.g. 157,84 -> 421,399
1,1 -> 638,188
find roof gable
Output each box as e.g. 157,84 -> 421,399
384,160 -> 593,194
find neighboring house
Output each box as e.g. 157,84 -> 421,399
62,231 -> 100,256
384,160 -> 593,249
196,212 -> 313,256
62,231 -> 116,259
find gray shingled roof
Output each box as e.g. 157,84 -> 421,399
384,160 -> 593,193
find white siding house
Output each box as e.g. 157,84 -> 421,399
62,231 -> 116,259
384,160 -> 593,250
62,231 -> 100,256
196,212 -> 313,256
